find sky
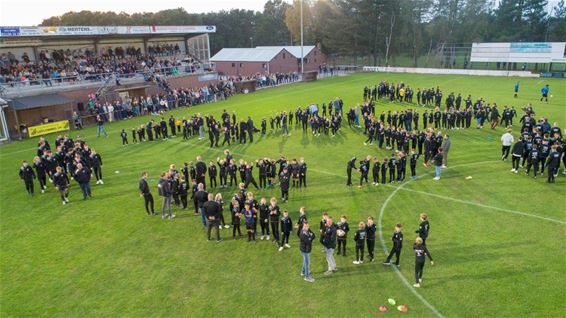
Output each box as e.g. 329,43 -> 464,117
0,0 -> 560,26
0,0 -> 269,26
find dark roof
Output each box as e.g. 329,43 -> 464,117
8,94 -> 74,110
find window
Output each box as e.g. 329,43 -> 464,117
262,63 -> 267,69
240,63 -> 244,67
231,63 -> 235,67
283,53 -> 286,59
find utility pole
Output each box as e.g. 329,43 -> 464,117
300,0 -> 304,74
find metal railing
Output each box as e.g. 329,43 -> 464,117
0,63 -> 215,97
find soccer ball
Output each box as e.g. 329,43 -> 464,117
337,229 -> 345,237
114,170 -> 120,174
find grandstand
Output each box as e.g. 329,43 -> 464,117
0,25 -> 218,139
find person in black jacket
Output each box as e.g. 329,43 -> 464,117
336,215 -> 350,256
158,172 -> 175,219
322,216 -> 338,275
32,156 -> 47,193
74,163 -> 91,200
53,166 -> 70,205
416,213 -> 430,245
268,197 -> 281,245
278,210 -> 293,251
298,158 -> 307,188
258,198 -> 270,240
19,160 -> 36,195
139,172 -> 156,215
195,156 -> 207,188
194,183 -> 209,227
244,164 -> 259,190
346,157 -> 357,186
511,137 -> 524,173
203,193 -> 222,242
545,144 -> 561,183
299,222 -> 316,283
366,216 -> 377,262
279,167 -> 290,202
353,222 -> 366,264
383,224 -> 403,266
247,116 -> 254,143
179,175 -> 188,209
90,149 -> 103,185
208,161 -> 217,188
413,237 -> 434,288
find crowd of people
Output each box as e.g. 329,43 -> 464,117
18,135 -> 104,204
16,75 -> 563,288
139,150 -> 308,220
500,106 -> 565,183
360,82 -> 565,183
0,44 -> 203,87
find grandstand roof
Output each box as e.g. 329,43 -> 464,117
7,94 -> 73,110
210,48 -> 287,62
256,46 -> 316,58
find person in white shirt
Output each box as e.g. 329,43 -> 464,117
500,128 -> 514,161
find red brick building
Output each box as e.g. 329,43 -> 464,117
211,45 -> 326,76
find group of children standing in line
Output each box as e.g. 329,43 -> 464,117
139,150 -> 309,220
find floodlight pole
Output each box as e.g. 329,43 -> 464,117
300,0 -> 304,74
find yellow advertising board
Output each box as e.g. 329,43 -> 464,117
28,120 -> 69,137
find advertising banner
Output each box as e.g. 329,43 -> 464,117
28,120 -> 70,137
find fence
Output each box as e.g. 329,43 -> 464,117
362,66 -> 540,77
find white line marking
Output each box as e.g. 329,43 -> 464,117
309,161 -> 565,225
378,177 -> 445,318
396,187 -> 566,225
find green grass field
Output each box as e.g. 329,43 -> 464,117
1,73 -> 565,317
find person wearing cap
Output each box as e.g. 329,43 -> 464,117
500,128 -> 514,161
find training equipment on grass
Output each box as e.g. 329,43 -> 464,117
397,305 -> 408,313
115,170 -> 120,174
379,306 -> 388,312
388,298 -> 396,305
465,176 -> 473,180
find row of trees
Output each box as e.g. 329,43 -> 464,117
40,0 -> 566,66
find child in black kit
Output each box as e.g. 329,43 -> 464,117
258,197 -> 270,240
383,224 -> 403,266
243,203 -> 256,242
336,215 -> 349,256
278,210 -> 292,251
268,197 -> 281,244
231,200 -> 242,239
372,158 -> 381,186
410,149 -> 420,180
121,129 -> 128,145
208,161 -> 217,188
366,216 -> 377,262
381,158 -> 388,185
353,222 -> 366,264
132,128 -> 138,143
413,237 -> 434,288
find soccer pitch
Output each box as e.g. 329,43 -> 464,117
1,73 -> 564,317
